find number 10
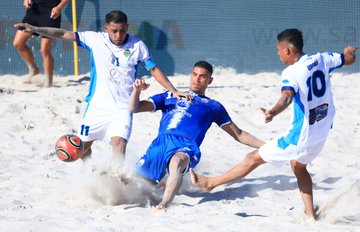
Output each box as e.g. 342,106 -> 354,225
306,70 -> 326,101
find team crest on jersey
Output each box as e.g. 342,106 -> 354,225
124,49 -> 131,57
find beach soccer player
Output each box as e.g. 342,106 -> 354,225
190,28 -> 357,220
128,60 -> 265,209
14,10 -> 190,170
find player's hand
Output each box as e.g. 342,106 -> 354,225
173,90 -> 192,101
344,46 -> 358,54
50,7 -> 61,19
24,0 -> 32,8
260,107 -> 274,123
133,79 -> 150,92
344,46 -> 358,58
14,23 -> 34,33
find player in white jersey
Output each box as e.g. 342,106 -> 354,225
14,11 -> 190,169
129,61 -> 265,209
190,29 -> 357,220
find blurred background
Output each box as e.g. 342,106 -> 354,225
0,0 -> 359,76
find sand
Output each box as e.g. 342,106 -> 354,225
0,69 -> 359,231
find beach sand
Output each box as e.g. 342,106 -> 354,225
0,70 -> 359,231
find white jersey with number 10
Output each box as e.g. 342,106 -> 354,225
278,52 -> 344,149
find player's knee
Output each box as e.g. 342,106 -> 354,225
40,46 -> 52,58
112,137 -> 127,147
170,155 -> 188,173
13,40 -> 23,50
111,137 -> 127,154
290,161 -> 307,176
244,150 -> 263,168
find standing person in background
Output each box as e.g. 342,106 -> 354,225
13,0 -> 69,87
190,28 -> 357,220
14,10 -> 190,171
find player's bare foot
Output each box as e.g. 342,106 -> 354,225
190,168 -> 214,192
22,66 -> 40,84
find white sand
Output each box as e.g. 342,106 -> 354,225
0,70 -> 359,231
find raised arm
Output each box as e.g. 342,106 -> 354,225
221,122 -> 265,148
343,46 -> 357,65
260,89 -> 294,123
149,66 -> 191,101
128,79 -> 155,113
14,23 -> 76,41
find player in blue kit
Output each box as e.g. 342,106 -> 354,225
129,61 -> 265,209
190,29 -> 357,220
14,11 -> 190,169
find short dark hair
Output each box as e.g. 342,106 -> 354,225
105,10 -> 128,24
277,28 -> 303,53
194,60 -> 213,76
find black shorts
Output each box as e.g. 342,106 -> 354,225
21,2 -> 62,37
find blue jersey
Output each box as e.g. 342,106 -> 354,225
149,91 -> 232,146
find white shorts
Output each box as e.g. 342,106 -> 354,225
258,139 -> 326,167
77,105 -> 133,142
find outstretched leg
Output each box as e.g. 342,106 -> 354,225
13,30 -> 40,83
155,152 -> 189,210
190,150 -> 265,192
290,160 -> 316,220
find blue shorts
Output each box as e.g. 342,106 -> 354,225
135,133 -> 201,183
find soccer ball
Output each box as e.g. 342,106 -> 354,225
55,134 -> 83,162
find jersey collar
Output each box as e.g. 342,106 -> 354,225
296,53 -> 307,63
108,34 -> 129,47
187,90 -> 209,99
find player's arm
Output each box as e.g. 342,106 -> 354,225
128,79 -> 155,113
343,46 -> 357,65
221,122 -> 265,148
149,66 -> 192,101
260,89 -> 294,123
13,23 -> 76,41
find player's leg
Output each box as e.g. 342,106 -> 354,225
107,110 -> 132,170
13,30 -> 40,82
191,149 -> 265,192
40,37 -> 54,87
290,160 -> 315,219
110,136 -> 127,170
81,140 -> 94,161
156,152 -> 189,210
